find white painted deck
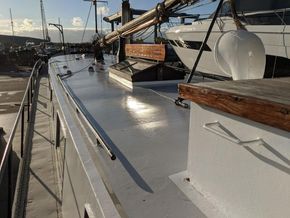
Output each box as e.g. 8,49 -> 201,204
49,54 -> 209,218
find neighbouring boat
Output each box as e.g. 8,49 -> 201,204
165,0 -> 290,78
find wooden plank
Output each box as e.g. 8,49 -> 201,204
125,44 -> 166,61
188,78 -> 290,105
179,78 -> 290,132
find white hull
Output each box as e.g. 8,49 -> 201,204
165,17 -> 290,77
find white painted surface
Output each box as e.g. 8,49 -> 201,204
48,55 -> 207,218
109,72 -> 133,89
186,103 -> 290,218
165,18 -> 289,77
50,59 -> 121,218
170,171 -> 226,218
214,30 -> 266,80
109,71 -> 183,89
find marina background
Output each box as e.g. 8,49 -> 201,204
0,0 -> 217,42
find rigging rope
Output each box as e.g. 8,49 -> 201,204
141,28 -> 155,41
230,0 -> 246,30
137,27 -> 155,39
178,0 -> 214,13
132,26 -> 151,38
81,2 -> 93,43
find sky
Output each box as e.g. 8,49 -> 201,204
0,0 -> 217,43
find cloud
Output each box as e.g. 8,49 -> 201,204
16,18 -> 40,32
72,17 -> 83,27
20,18 -> 34,31
0,19 -> 16,35
0,19 -> 10,28
0,18 -> 40,34
23,18 -> 33,27
97,6 -> 110,16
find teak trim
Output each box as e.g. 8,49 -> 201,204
125,44 -> 166,62
179,83 -> 290,132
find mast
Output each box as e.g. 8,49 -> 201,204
40,0 -> 50,41
84,0 -> 108,34
94,0 -> 98,33
9,8 -> 15,47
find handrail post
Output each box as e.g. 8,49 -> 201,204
30,76 -> 33,100
7,148 -> 12,218
27,89 -> 30,122
21,108 -> 24,157
31,72 -> 34,91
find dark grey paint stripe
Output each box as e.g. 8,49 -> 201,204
169,39 -> 212,51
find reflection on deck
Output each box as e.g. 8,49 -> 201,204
48,54 -> 207,218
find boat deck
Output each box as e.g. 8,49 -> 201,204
49,54 -> 210,217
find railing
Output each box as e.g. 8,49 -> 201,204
0,59 -> 43,217
54,71 -> 116,160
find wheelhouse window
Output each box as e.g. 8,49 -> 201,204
211,1 -> 290,25
244,11 -> 286,25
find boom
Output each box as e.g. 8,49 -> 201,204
96,0 -> 198,47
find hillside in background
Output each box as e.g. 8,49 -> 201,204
0,35 -> 45,47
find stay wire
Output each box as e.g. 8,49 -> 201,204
142,30 -> 155,41
59,60 -> 95,79
177,0 -> 214,13
81,2 -> 93,43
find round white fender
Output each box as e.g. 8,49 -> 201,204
214,30 -> 266,80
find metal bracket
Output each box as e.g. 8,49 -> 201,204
174,97 -> 189,109
203,121 -> 264,146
